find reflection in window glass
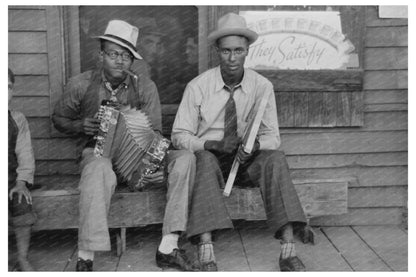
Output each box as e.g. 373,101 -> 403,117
79,6 -> 198,104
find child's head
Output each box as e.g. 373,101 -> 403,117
8,68 -> 15,105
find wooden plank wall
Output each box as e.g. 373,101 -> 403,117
309,6 -> 408,226
8,6 -> 407,226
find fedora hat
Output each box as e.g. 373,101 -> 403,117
208,13 -> 258,45
95,20 -> 142,59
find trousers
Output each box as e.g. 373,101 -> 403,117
78,148 -> 195,251
187,150 -> 306,241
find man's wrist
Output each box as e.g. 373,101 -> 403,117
74,120 -> 85,134
254,139 -> 260,152
204,140 -> 219,151
15,180 -> 27,188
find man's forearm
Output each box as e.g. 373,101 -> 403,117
52,116 -> 84,135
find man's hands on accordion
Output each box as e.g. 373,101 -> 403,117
83,117 -> 101,136
140,169 -> 165,185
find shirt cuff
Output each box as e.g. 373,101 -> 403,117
16,176 -> 34,185
191,139 -> 207,152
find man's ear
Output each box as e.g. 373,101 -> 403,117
98,51 -> 104,63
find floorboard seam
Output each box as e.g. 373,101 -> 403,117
115,253 -> 122,271
236,229 -> 252,271
350,226 -> 394,271
63,245 -> 77,271
320,227 -> 355,271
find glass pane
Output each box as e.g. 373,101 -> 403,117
79,6 -> 198,104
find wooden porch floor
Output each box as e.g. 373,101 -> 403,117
8,222 -> 408,271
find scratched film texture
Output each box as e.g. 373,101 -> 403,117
8,5 -> 407,271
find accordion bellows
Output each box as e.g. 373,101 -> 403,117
94,105 -> 170,188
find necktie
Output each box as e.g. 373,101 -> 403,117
224,88 -> 238,138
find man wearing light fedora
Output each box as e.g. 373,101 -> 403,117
172,13 -> 308,271
52,19 -> 197,271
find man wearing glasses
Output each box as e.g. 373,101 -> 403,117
52,20 -> 197,271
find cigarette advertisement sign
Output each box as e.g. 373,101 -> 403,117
240,11 -> 356,70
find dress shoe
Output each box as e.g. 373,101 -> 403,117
76,258 -> 93,271
200,261 -> 218,271
279,255 -> 305,271
156,248 -> 197,271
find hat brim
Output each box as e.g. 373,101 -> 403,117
208,28 -> 258,45
94,35 -> 143,60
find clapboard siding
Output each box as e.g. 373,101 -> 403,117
366,26 -> 407,47
8,54 -> 49,75
348,186 -> 407,208
13,76 -> 49,96
286,152 -> 407,169
36,160 -> 79,176
365,90 -> 407,104
291,166 -> 407,187
364,48 -> 407,70
27,117 -> 51,138
364,70 -> 407,90
363,111 -> 407,130
32,139 -> 78,160
8,32 -> 48,53
365,103 -> 407,112
9,97 -> 49,117
280,131 -> 407,155
8,9 -> 47,31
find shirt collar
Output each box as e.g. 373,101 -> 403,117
214,66 -> 252,94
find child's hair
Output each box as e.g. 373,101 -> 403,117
8,68 -> 15,84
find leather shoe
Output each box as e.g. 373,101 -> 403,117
279,255 -> 305,271
76,258 -> 93,271
200,261 -> 218,271
156,248 -> 198,271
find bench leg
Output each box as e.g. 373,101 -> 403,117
116,228 -> 127,257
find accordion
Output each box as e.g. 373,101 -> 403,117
94,100 -> 170,191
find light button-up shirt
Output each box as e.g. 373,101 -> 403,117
172,66 -> 280,152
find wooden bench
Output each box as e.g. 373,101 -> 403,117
31,177 -> 350,256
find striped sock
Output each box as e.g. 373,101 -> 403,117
280,241 -> 296,259
198,243 -> 216,263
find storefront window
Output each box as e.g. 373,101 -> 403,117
79,6 -> 198,104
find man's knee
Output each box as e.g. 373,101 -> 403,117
80,157 -> 116,193
175,150 -> 196,168
195,150 -> 218,167
263,150 -> 287,164
83,157 -> 113,173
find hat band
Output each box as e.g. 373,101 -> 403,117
101,34 -> 138,52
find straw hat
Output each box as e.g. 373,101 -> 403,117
95,20 -> 142,59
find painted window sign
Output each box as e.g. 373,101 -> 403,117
240,11 -> 357,70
